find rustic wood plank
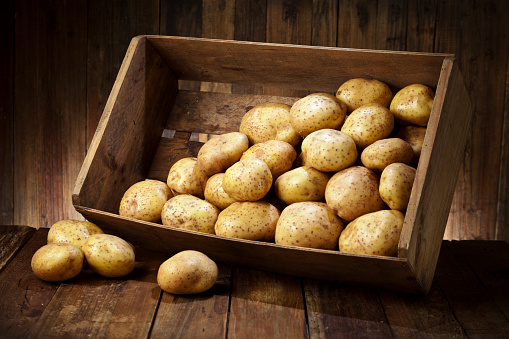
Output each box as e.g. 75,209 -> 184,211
337,0 -> 378,49
378,282 -> 465,337
0,229 -> 59,338
87,0 -> 159,148
73,37 -> 178,214
376,0 -> 408,51
406,0 -> 438,52
311,0 -> 338,47
28,246 -> 166,339
150,264 -> 231,338
434,241 -> 509,337
14,0 -> 87,227
228,268 -> 307,338
304,280 -> 393,338
0,225 -> 36,273
0,0 -> 14,225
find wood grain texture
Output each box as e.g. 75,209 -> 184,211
0,229 -> 58,338
0,225 -> 36,273
337,0 -> 378,49
312,0 -> 338,47
228,268 -> 307,338
0,0 -> 14,225
150,265 -> 231,338
376,0 -> 408,51
406,0 -> 437,52
14,0 -> 87,227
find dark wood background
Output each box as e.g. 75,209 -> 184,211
1,0 -> 508,241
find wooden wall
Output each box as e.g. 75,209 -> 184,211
1,0 -> 508,241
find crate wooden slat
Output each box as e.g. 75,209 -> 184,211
73,35 -> 472,293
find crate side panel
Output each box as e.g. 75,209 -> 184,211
74,206 -> 423,293
147,36 -> 447,93
399,59 -> 473,291
73,38 -> 178,213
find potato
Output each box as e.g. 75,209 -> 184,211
119,179 -> 172,222
239,102 -> 301,147
396,125 -> 427,164
340,103 -> 394,149
166,157 -> 209,198
215,201 -> 280,241
157,250 -> 218,295
223,158 -> 272,201
336,78 -> 393,114
31,243 -> 84,282
289,93 -> 347,138
325,166 -> 385,221
275,202 -> 344,250
196,132 -> 249,176
274,166 -> 331,204
390,84 -> 435,126
240,140 -> 297,179
361,138 -> 414,172
47,219 -> 103,251
161,194 -> 219,234
300,129 -> 357,172
82,234 -> 135,278
379,163 -> 416,211
204,173 -> 239,210
338,210 -> 404,256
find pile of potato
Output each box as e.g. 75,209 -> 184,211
119,78 -> 434,258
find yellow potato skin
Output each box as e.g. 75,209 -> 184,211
240,140 -> 297,179
379,163 -> 416,211
196,132 -> 249,176
161,194 -> 219,234
119,179 -> 173,222
325,166 -> 386,221
31,243 -> 84,282
275,202 -> 344,250
396,125 -> 427,164
204,173 -> 239,210
290,93 -> 347,138
390,84 -> 435,126
336,78 -> 393,114
340,103 -> 394,149
157,250 -> 218,295
47,219 -> 99,251
301,129 -> 357,172
338,210 -> 405,256
274,166 -> 331,204
223,158 -> 273,201
361,138 -> 414,172
215,201 -> 280,241
239,102 -> 301,147
167,157 -> 209,198
83,234 -> 135,278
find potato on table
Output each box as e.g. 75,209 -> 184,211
289,93 -> 347,137
341,103 -> 394,149
300,129 -> 357,172
161,194 -> 219,234
83,234 -> 135,278
275,202 -> 344,250
215,201 -> 280,241
390,84 -> 435,126
204,173 -> 239,210
361,138 -> 414,172
325,166 -> 386,221
223,158 -> 273,201
31,243 -> 84,282
239,102 -> 301,147
336,78 -> 393,114
379,163 -> 416,211
166,157 -> 209,198
158,250 -> 218,295
47,219 -> 104,251
240,140 -> 297,179
196,132 -> 249,176
119,179 -> 172,222
338,210 -> 405,256
274,166 -> 330,204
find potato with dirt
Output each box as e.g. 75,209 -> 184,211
31,243 -> 84,282
274,166 -> 331,204
196,132 -> 249,176
336,78 -> 393,114
166,157 -> 209,198
161,194 -> 219,234
361,138 -> 414,172
119,179 -> 173,222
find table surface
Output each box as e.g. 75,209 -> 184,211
1,225 -> 508,338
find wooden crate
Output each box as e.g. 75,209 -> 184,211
73,35 -> 472,294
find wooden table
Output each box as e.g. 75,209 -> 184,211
1,225 -> 508,338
